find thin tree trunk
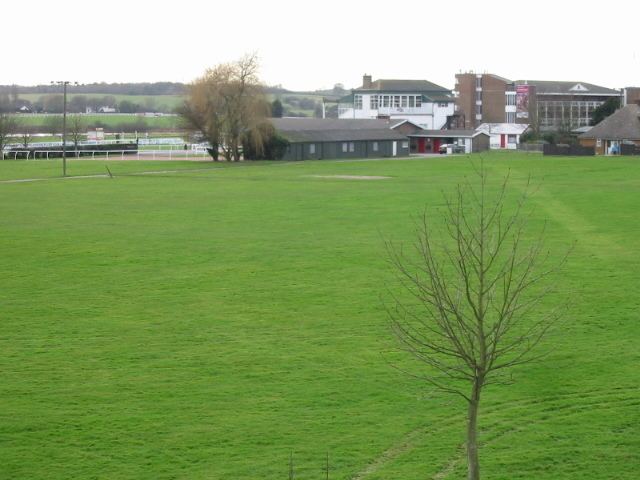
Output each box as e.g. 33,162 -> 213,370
467,379 -> 482,480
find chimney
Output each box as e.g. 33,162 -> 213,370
362,74 -> 372,89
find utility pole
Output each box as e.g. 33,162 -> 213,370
51,81 -> 76,176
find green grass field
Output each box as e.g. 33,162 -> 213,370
1,152 -> 638,479
19,94 -> 184,112
13,114 -> 183,131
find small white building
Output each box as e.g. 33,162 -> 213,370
338,75 -> 455,130
476,123 -> 530,150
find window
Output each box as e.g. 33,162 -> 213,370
382,95 -> 390,108
438,102 -> 448,107
506,93 -> 516,106
401,96 -> 408,108
408,96 -> 415,108
309,143 -> 316,154
393,95 -> 400,108
475,104 -> 482,115
416,96 -> 422,108
402,141 -> 409,149
475,90 -> 482,102
349,142 -> 355,152
342,142 -> 348,153
475,75 -> 482,89
370,95 -> 379,109
506,112 -> 515,123
508,135 -> 517,144
354,94 -> 362,109
372,141 -> 379,152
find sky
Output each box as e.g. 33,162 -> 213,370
3,0 -> 639,91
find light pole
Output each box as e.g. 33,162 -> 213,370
51,81 -> 77,176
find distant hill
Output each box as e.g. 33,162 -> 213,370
0,82 -> 347,117
0,82 -> 186,96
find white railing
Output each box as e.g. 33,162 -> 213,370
3,149 -> 209,161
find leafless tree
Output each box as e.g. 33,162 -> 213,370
0,112 -> 19,159
20,130 -> 33,148
67,115 -> 86,153
44,115 -> 63,138
386,164 -> 569,480
180,53 -> 271,162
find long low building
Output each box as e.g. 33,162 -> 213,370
272,118 -> 409,161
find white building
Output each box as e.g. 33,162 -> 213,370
476,123 -> 530,150
338,75 -> 455,130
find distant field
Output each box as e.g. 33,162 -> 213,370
1,152 -> 638,479
18,93 -> 184,112
16,92 -> 326,119
12,113 -> 183,131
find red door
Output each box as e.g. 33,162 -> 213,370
500,134 -> 506,148
418,138 -> 426,153
433,139 -> 441,153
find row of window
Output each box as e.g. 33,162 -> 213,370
354,94 -> 425,110
306,141 -> 409,154
537,100 -> 604,127
308,142 -> 379,154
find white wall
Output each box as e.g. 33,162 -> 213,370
339,93 -> 454,129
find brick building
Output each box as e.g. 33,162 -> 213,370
454,73 -> 526,129
455,72 -> 621,132
579,103 -> 640,155
623,87 -> 640,106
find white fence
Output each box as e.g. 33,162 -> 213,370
2,149 -> 210,161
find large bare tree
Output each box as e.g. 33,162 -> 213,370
180,54 -> 271,162
386,165 -> 568,480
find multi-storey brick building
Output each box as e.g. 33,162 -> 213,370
623,87 -> 640,106
455,72 -> 621,131
453,73 -> 526,129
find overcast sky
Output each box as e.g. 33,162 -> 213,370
4,0 -> 638,91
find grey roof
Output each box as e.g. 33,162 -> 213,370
579,104 -> 640,140
271,118 -> 408,143
356,79 -> 451,93
514,80 -> 619,95
408,129 -> 488,138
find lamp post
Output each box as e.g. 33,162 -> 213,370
51,81 -> 77,176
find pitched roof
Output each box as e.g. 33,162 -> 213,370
408,129 -> 488,138
514,80 -> 619,95
355,79 -> 451,93
271,118 -> 408,143
579,104 -> 640,140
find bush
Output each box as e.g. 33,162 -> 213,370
243,133 -> 289,160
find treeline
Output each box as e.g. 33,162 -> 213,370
0,82 -> 185,96
0,82 -> 293,96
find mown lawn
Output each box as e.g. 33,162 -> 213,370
0,152 -> 638,479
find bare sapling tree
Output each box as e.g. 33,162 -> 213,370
386,164 -> 569,480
